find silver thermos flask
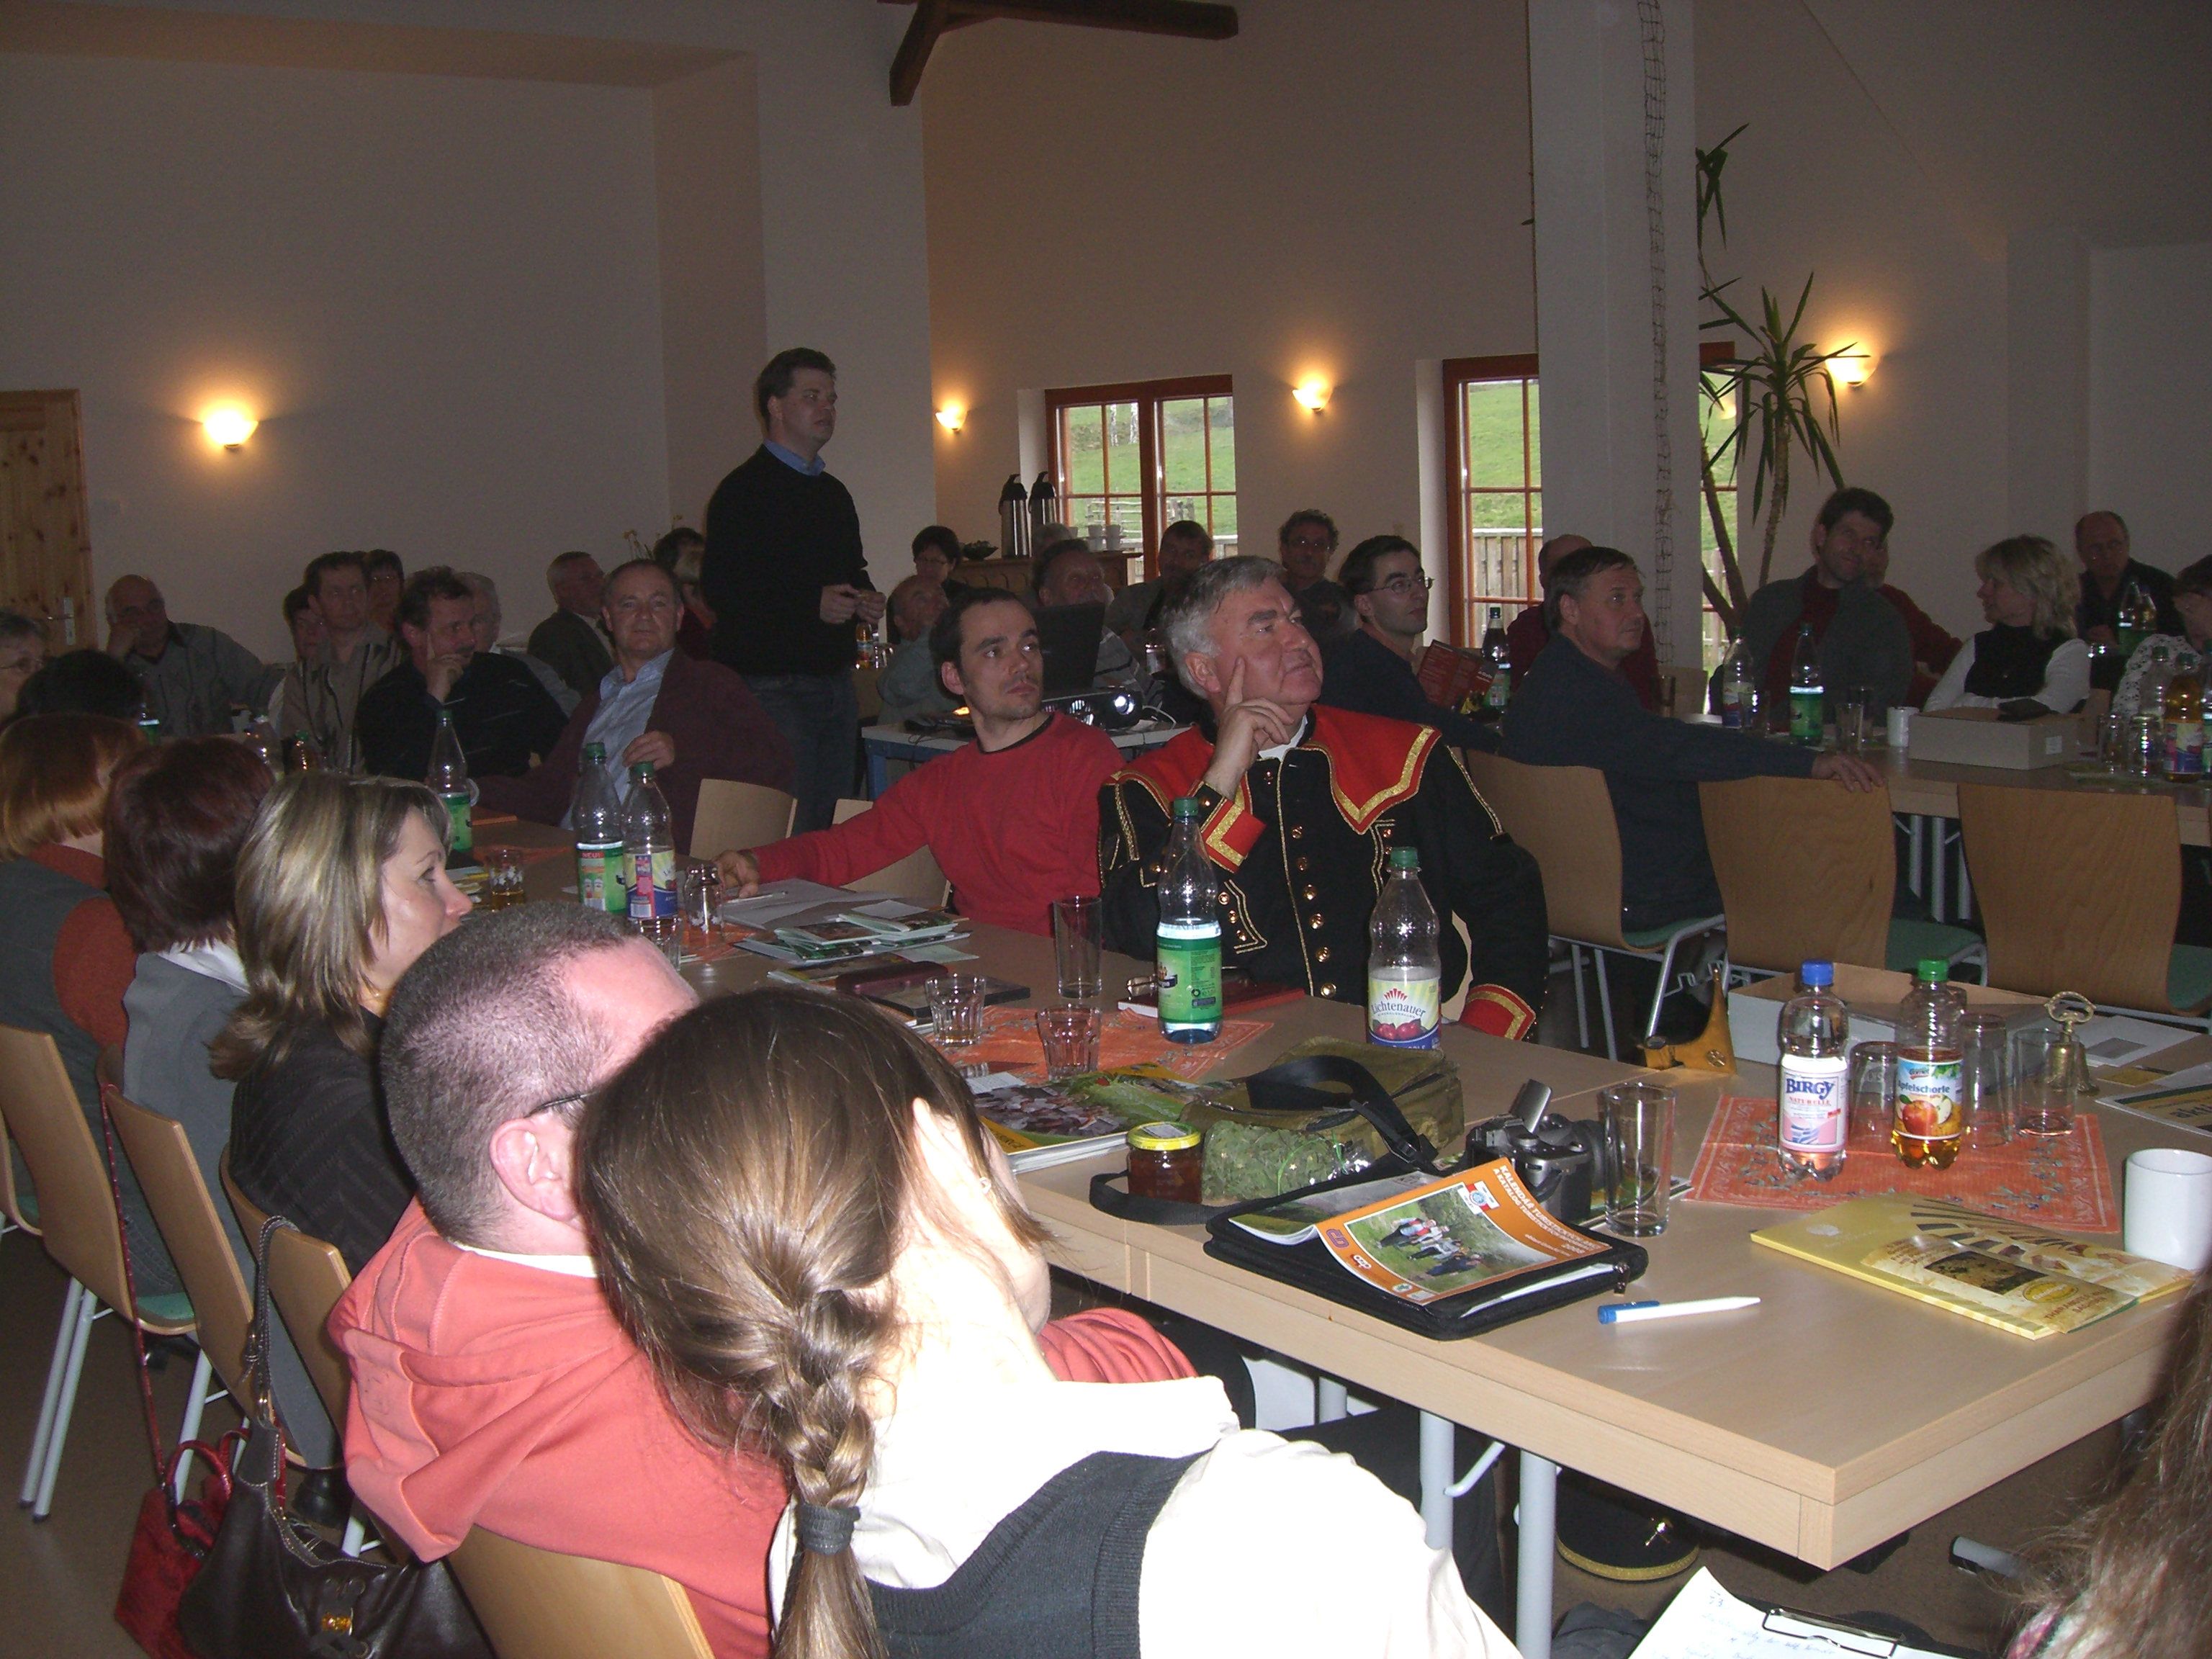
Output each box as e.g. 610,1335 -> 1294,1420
1028,471 -> 1058,545
997,474 -> 1030,563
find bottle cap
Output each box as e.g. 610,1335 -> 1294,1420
1916,958 -> 1948,983
583,742 -> 606,761
1799,960 -> 1834,988
633,761 -> 654,779
1128,1120 -> 1201,1153
1171,797 -> 1202,822
1389,848 -> 1420,871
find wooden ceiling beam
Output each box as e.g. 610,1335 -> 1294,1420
886,0 -> 1236,104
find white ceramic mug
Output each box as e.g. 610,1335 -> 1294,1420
2123,1148 -> 2212,1271
1886,706 -> 1914,750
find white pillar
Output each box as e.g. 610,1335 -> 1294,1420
1528,0 -> 1705,668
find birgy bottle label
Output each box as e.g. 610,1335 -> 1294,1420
628,848 -> 678,920
1778,1054 -> 1848,1151
1368,968 -> 1441,1048
1157,920 -> 1222,1027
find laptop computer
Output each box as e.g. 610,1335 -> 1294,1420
1035,601 -> 1107,698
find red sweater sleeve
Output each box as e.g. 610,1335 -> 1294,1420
55,895 -> 135,1051
1039,1309 -> 1197,1384
752,767 -> 932,887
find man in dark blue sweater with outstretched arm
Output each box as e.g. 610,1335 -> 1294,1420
701,347 -> 885,832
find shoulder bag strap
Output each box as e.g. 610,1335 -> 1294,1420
1241,1054 -> 1442,1172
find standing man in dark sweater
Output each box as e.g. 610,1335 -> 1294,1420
701,347 -> 884,832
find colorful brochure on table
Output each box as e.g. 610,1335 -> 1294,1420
2098,1063 -> 2212,1136
1753,1195 -> 2192,1339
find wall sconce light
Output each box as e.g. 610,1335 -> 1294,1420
935,405 -> 966,435
202,406 -> 258,450
1292,377 -> 1331,414
1830,352 -> 1873,389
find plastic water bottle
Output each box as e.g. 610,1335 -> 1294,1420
1157,797 -> 1223,1044
2117,582 -> 2157,662
2169,656 -> 2207,778
1788,624 -> 1823,745
624,761 -> 678,954
1894,960 -> 1967,1168
571,742 -> 626,915
427,708 -> 473,866
1719,640 -> 1752,729
1367,848 -> 1442,1048
1777,961 -> 1848,1180
1480,607 -> 1511,712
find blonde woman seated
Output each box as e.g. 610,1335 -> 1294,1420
581,989 -> 1519,1659
1923,536 -> 2090,714
214,771 -> 472,1274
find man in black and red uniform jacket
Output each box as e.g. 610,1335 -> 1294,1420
1100,556 -> 1549,1039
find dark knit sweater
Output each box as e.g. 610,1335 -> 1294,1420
701,446 -> 873,676
228,1015 -> 413,1275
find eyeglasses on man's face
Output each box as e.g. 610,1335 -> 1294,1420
1373,574 -> 1434,596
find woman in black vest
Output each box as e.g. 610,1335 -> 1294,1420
582,991 -> 1516,1659
1923,536 -> 2091,714
212,772 -> 472,1274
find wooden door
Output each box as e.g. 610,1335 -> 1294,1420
0,391 -> 94,652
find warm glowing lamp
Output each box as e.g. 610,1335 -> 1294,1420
1830,351 -> 1873,388
1292,377 -> 1332,414
203,406 -> 258,449
935,405 -> 966,434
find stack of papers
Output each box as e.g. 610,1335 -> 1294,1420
716,881 -> 973,968
1632,1568 -> 1969,1658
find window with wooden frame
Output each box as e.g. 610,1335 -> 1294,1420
1046,375 -> 1236,577
1440,346 -> 1738,653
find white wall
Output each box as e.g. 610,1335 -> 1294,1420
0,52 -> 668,660
0,0 -> 937,661
2090,241 -> 2212,575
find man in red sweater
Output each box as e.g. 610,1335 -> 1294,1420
333,907 -> 1190,1659
716,590 -> 1123,935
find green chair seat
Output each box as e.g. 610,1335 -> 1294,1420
2169,945 -> 2212,1013
137,1290 -> 196,1327
1886,919 -> 1986,976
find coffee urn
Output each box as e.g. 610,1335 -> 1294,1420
997,473 -> 1030,563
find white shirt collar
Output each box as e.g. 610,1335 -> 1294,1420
1259,714 -> 1310,764
454,1242 -> 598,1280
158,940 -> 246,992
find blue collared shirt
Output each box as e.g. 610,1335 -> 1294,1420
562,649 -> 672,826
763,439 -> 825,477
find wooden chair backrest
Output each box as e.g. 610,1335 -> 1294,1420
219,1154 -> 355,1427
688,781 -> 796,863
0,1023 -> 154,1324
1958,783 -> 2181,1010
1464,755 -> 1629,948
1699,776 -> 1894,974
450,1529 -> 714,1659
831,799 -> 951,907
105,1088 -> 252,1402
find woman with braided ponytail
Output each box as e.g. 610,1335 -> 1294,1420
579,989 -> 1518,1659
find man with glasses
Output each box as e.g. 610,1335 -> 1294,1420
1277,508 -> 1353,642
1318,535 -> 1498,750
1738,486 -> 1913,719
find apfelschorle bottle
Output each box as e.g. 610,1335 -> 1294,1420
1156,798 -> 1223,1045
1367,849 -> 1442,1049
1894,958 -> 1967,1169
1777,960 -> 1848,1179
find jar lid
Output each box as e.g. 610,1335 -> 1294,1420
1128,1120 -> 1200,1153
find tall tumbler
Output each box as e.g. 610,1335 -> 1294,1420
1599,1082 -> 1676,1237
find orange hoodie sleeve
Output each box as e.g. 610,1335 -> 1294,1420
1038,1308 -> 1197,1384
55,894 -> 135,1052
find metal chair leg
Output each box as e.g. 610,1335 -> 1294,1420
32,1286 -> 100,1520
1570,945 -> 1591,1052
20,1280 -> 84,1506
1593,950 -> 1619,1062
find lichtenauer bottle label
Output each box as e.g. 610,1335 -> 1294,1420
1368,969 -> 1441,1048
441,791 -> 472,855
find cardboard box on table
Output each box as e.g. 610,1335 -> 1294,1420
1730,963 -> 2043,1066
1907,707 -> 2082,770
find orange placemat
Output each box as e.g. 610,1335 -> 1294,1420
957,1004 -> 1272,1082
1686,1094 -> 2118,1231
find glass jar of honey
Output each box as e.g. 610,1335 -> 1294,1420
1127,1121 -> 1203,1204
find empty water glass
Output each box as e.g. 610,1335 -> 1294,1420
1848,1041 -> 1899,1141
1959,1012 -> 2012,1149
1052,896 -> 1102,1000
928,974 -> 986,1048
1836,685 -> 1872,755
2012,1021 -> 2084,1138
1036,1004 -> 1103,1079
680,861 -> 721,951
1599,1081 -> 1676,1236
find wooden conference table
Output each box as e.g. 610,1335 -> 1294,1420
507,835 -> 2179,1658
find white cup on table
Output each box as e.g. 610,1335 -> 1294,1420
2123,1148 -> 2212,1271
1886,706 -> 1913,750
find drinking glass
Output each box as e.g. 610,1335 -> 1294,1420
1848,1042 -> 1899,1141
680,861 -> 721,952
2012,1021 -> 2086,1138
1959,1012 -> 2012,1149
1599,1082 -> 1676,1236
1654,675 -> 1679,721
2121,713 -> 2160,780
483,846 -> 526,912
2096,709 -> 2126,772
928,974 -> 986,1048
1052,896 -> 1102,1000
1035,1004 -> 1103,1079
1836,685 -> 1872,755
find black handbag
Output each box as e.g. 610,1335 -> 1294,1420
177,1216 -> 492,1659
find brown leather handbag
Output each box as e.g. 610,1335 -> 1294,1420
176,1215 -> 492,1659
